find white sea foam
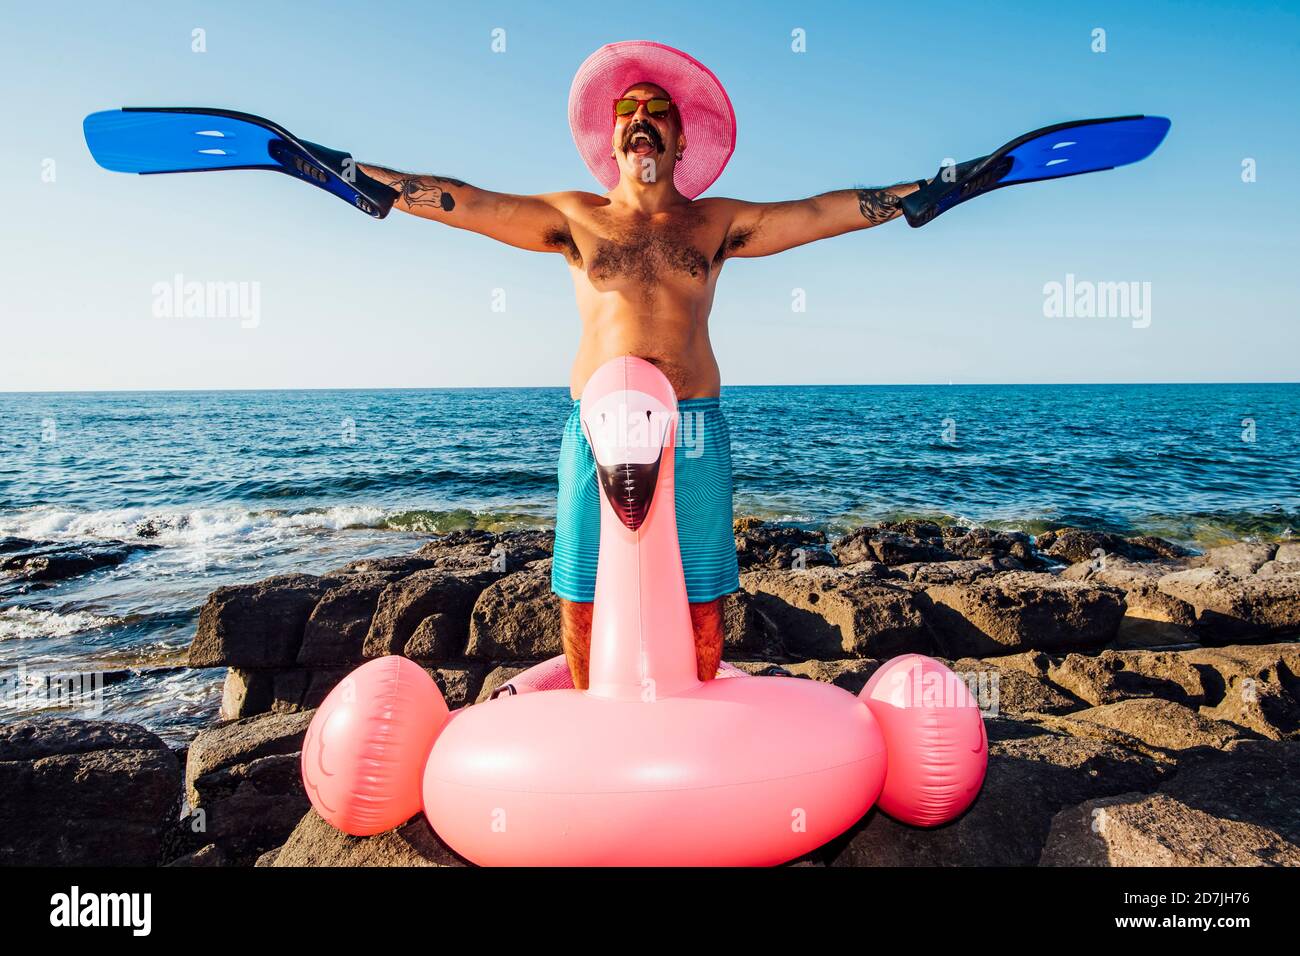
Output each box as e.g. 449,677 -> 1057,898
0,606 -> 116,641
0,504 -> 391,548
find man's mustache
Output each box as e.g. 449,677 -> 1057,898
621,120 -> 665,153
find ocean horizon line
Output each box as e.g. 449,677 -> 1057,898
3,380 -> 1298,396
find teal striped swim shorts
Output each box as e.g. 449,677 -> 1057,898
551,397 -> 740,604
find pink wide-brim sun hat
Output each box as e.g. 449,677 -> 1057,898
568,40 -> 736,199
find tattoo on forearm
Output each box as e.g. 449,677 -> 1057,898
854,187 -> 903,226
362,166 -> 465,212
395,174 -> 461,212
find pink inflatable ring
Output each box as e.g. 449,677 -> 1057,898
303,357 -> 987,865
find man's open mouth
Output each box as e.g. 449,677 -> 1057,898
623,123 -> 663,156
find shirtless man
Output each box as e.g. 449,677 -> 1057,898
359,41 -> 923,689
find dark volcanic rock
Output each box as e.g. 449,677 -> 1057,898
219,666 -> 352,720
923,572 -> 1126,657
1184,643 -> 1300,740
0,718 -> 180,866
1040,740 -> 1300,865
1125,535 -> 1196,561
1156,566 -> 1300,641
734,518 -> 834,571
888,559 -> 1001,585
1034,528 -> 1192,566
1061,554 -> 1171,587
273,809 -> 464,866
1033,528 -> 1113,563
722,590 -> 782,658
1040,791 -> 1300,866
1061,556 -> 1199,647
832,527 -> 955,567
189,574 -> 336,668
966,643 -> 1299,741
1045,649 -> 1207,708
1189,542 -> 1277,575
363,568 -> 494,660
219,668 -> 273,720
782,658 -> 881,694
1156,740 -> 1300,844
829,727 -> 1166,866
1033,528 -> 1139,565
879,520 -> 948,540
166,843 -> 229,866
1028,698 -> 1252,757
465,560 -> 561,659
169,529 -> 1299,867
326,530 -> 552,582
1115,588 -> 1200,648
415,529 -> 553,574
831,527 -> 878,566
868,531 -> 958,566
0,541 -> 155,585
944,528 -> 1045,569
297,574 -> 391,665
740,566 -> 935,658
951,653 -> 1085,717
428,663 -> 489,709
184,710 -> 314,863
324,555 -> 437,579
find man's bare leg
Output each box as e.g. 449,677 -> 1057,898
560,599 -> 593,690
560,597 -> 725,687
689,599 -> 724,682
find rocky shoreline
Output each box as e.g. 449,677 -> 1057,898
2,521 -> 1298,866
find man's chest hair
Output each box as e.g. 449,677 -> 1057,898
583,206 -> 719,282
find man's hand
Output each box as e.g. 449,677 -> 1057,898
709,181 -> 923,260
357,164 -> 578,256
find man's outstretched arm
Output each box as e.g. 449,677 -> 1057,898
709,181 -> 924,259
357,163 -> 578,255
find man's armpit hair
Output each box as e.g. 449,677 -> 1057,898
544,226 -> 582,263
713,227 -> 753,263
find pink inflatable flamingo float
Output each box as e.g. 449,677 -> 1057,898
302,356 -> 988,865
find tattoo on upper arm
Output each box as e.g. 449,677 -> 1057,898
396,174 -> 463,212
854,187 -> 903,226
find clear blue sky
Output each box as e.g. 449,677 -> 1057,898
3,0 -> 1297,390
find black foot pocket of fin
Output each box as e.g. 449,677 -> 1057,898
270,138 -> 397,219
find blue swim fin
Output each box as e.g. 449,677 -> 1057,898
901,115 -> 1171,227
83,107 -> 398,219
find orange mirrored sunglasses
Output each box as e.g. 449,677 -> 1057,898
613,97 -> 672,118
